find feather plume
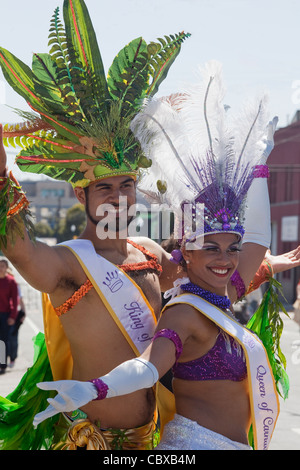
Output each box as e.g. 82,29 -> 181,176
132,97 -> 198,212
180,61 -> 227,155
179,62 -> 238,196
3,119 -> 53,139
132,60 -> 275,240
134,61 -> 233,208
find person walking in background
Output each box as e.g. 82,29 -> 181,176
0,258 -> 18,374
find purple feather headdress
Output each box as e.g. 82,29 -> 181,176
131,61 -> 276,245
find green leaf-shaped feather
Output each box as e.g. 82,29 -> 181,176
63,0 -> 109,109
107,37 -> 149,115
0,47 -> 42,111
147,32 -> 191,96
247,277 -> 290,399
48,7 -> 87,121
32,53 -> 69,116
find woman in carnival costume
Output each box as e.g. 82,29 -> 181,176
34,61 -> 290,450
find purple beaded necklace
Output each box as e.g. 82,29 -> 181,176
180,281 -> 231,310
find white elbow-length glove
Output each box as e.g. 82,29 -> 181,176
243,117 -> 278,248
33,358 -> 158,427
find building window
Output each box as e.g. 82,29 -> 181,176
40,189 -> 65,198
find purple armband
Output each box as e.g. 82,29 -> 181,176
230,270 -> 246,300
253,165 -> 269,178
89,378 -> 109,400
170,249 -> 183,264
152,328 -> 183,362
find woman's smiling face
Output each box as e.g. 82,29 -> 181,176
182,232 -> 241,295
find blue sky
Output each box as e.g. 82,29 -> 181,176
1,0 -> 300,177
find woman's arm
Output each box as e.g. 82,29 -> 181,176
228,118 -> 277,303
33,305 -> 191,427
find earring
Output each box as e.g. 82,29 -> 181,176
186,260 -> 190,264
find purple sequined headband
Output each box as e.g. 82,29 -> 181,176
169,164 -> 269,264
203,206 -> 245,238
175,182 -> 246,246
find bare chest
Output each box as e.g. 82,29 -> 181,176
126,270 -> 162,319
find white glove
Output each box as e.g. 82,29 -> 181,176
33,380 -> 98,427
242,177 -> 271,247
261,117 -> 278,164
33,358 -> 158,427
243,117 -> 278,248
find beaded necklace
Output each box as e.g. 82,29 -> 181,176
117,239 -> 162,275
180,281 -> 231,310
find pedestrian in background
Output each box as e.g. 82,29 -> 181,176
0,258 -> 18,374
7,283 -> 26,368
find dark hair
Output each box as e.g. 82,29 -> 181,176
160,233 -> 179,253
161,234 -> 187,271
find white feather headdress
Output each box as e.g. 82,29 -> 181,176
131,60 -> 277,242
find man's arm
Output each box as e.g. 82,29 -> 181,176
3,232 -> 73,294
265,246 -> 300,275
0,124 -> 73,294
229,245 -> 300,303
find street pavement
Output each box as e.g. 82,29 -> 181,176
0,278 -> 299,450
268,311 -> 300,450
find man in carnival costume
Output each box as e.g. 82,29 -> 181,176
0,0 -> 191,450
0,0 -> 298,452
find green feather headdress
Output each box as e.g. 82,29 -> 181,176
0,0 -> 190,187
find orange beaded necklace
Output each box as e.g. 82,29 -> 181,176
118,239 -> 162,275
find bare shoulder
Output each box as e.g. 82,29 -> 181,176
163,302 -> 199,321
159,302 -> 201,336
51,243 -> 88,281
52,244 -> 78,267
129,236 -> 182,291
129,236 -> 164,259
2,239 -> 80,294
160,301 -> 217,343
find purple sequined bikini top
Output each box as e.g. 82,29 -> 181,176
172,330 -> 247,382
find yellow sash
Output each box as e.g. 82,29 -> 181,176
164,294 -> 280,450
42,292 -> 73,380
